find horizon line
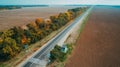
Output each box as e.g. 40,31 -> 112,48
0,4 -> 120,6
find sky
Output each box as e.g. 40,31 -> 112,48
0,0 -> 120,5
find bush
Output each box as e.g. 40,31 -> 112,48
50,45 -> 67,62
50,44 -> 73,63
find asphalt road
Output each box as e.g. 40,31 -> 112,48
23,6 -> 92,67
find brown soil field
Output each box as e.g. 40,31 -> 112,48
0,6 -> 80,31
65,6 -> 120,67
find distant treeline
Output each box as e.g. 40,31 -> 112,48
0,5 -> 48,10
0,7 -> 88,61
0,6 -> 22,10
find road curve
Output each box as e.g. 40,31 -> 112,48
22,6 -> 93,67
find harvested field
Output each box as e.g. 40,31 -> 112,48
0,6 -> 80,31
65,6 -> 120,67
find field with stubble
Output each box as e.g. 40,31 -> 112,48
0,6 -> 80,31
65,6 -> 120,67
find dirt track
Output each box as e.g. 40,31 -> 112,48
65,6 -> 120,67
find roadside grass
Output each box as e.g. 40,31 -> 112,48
53,62 -> 65,67
78,13 -> 91,34
0,64 -> 6,67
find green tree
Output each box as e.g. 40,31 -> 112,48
50,45 -> 67,62
11,27 -> 24,44
1,29 -> 14,39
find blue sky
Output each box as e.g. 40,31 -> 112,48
0,0 -> 120,5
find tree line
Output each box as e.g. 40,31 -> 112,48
0,7 -> 88,61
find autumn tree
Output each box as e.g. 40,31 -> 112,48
1,30 -> 14,39
0,37 -> 20,60
44,19 -> 51,30
21,35 -> 27,45
35,18 -> 45,29
11,27 -> 24,44
0,7 -> 88,61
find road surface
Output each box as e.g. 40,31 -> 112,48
23,6 -> 93,67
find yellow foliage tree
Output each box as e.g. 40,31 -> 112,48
44,19 -> 51,30
21,35 -> 27,44
35,18 -> 44,27
2,37 -> 19,57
